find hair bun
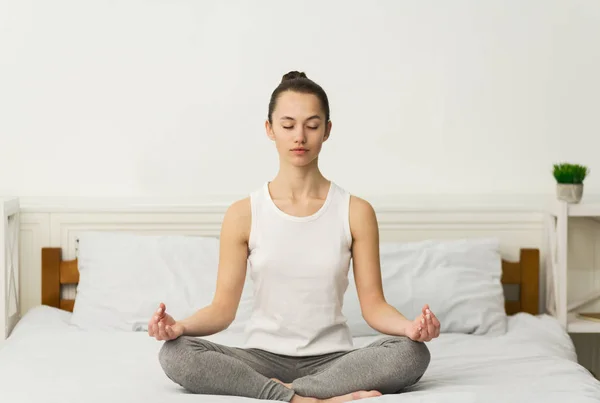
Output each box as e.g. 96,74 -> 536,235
281,71 -> 308,82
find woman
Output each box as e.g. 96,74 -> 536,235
149,71 -> 439,403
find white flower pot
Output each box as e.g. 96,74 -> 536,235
556,183 -> 584,203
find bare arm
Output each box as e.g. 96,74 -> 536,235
176,198 -> 251,337
349,196 -> 440,341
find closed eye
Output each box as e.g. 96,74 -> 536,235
281,125 -> 319,130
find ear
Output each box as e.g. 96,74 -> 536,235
323,120 -> 332,142
265,119 -> 276,141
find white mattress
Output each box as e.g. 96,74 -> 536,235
0,306 -> 599,403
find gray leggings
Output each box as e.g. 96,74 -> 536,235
158,335 -> 430,401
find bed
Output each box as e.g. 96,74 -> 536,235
1,232 -> 599,403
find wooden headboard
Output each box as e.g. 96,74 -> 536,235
41,247 -> 540,316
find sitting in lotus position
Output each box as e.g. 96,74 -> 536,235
149,71 -> 439,403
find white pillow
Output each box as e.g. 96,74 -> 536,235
71,232 -> 226,331
343,238 -> 507,336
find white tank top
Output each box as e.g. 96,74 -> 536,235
243,181 -> 355,356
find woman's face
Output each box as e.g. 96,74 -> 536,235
266,91 -> 331,168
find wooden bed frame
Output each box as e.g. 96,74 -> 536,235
40,247 -> 540,316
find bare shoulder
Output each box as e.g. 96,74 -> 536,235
349,195 -> 378,239
349,195 -> 376,218
225,197 -> 251,220
221,197 -> 252,242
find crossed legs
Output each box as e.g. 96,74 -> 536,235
290,336 -> 430,399
159,336 -> 430,402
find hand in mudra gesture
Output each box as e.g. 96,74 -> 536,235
148,302 -> 184,341
405,304 -> 441,342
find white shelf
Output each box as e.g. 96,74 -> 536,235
546,198 -> 600,334
568,313 -> 600,333
567,204 -> 600,217
548,199 -> 600,217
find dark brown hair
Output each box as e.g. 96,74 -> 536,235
267,71 -> 330,124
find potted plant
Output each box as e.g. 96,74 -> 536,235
553,163 -> 590,203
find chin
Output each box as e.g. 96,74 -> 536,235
287,156 -> 316,167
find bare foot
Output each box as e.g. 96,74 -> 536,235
324,390 -> 382,402
291,390 -> 382,403
271,378 -> 292,389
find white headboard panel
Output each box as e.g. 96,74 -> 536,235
51,209 -> 226,261
375,208 -> 544,260
16,197 -> 547,319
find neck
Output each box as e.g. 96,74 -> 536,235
270,159 -> 328,199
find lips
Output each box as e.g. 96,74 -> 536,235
291,148 -> 308,154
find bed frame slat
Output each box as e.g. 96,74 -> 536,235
505,300 -> 521,314
60,259 -> 79,284
501,261 -> 521,284
60,299 -> 75,312
42,248 -> 79,312
501,248 -> 539,315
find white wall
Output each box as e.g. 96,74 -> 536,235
2,0 -> 600,374
1,0 -> 600,201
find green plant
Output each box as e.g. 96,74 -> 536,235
553,163 -> 590,184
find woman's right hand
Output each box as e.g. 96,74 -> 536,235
148,302 -> 185,341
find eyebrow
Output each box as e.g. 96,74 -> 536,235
280,115 -> 322,122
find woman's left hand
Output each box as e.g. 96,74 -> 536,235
404,304 -> 441,342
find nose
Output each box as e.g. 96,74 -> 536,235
293,127 -> 307,144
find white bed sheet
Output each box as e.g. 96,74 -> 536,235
0,306 -> 599,403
